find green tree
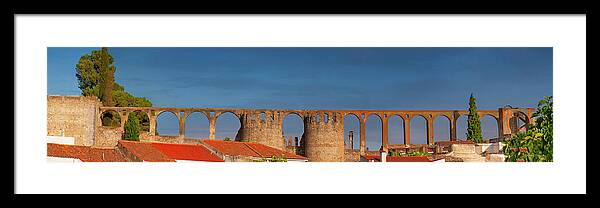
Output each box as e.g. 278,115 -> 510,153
503,96 -> 553,162
76,47 -> 116,106
466,93 -> 483,143
223,137 -> 232,141
123,113 -> 140,141
75,47 -> 153,133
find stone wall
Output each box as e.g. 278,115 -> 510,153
47,96 -> 101,146
94,126 -> 122,147
303,112 -> 345,162
344,149 -> 360,162
140,133 -> 184,143
237,111 -> 285,150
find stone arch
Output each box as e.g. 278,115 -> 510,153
215,111 -> 241,141
184,111 -> 210,139
128,110 -> 151,133
481,114 -> 500,140
455,114 -> 468,140
284,111 -> 305,121
483,113 -> 499,121
512,111 -> 530,133
184,110 -> 209,121
365,112 -> 383,121
156,111 -> 180,136
433,114 -> 451,142
410,114 -> 428,144
343,113 -> 361,150
388,114 -> 405,145
323,112 -> 329,123
100,109 -> 121,127
365,113 -> 383,152
282,112 -> 304,147
215,111 -> 240,120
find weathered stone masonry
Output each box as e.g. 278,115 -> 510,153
48,96 -> 534,162
303,112 -> 345,162
47,96 -> 101,146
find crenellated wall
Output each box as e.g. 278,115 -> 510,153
303,112 -> 345,162
237,110 -> 286,150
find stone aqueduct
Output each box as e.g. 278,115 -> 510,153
99,106 -> 535,162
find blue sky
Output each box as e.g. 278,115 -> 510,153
48,47 -> 552,150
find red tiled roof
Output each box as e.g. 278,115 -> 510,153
47,143 -> 129,162
244,142 -> 307,160
151,142 -> 224,162
202,140 -> 307,160
361,155 -> 434,162
202,140 -> 260,157
117,140 -> 175,162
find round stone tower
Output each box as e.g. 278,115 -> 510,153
236,110 -> 285,150
303,111 -> 345,162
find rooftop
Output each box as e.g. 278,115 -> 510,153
150,142 -> 224,162
201,140 -> 307,160
117,140 -> 175,162
47,143 -> 129,162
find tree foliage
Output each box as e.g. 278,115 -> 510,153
75,47 -> 152,137
466,93 -> 483,143
123,113 -> 140,141
76,47 -> 115,106
389,149 -> 431,157
503,96 -> 553,162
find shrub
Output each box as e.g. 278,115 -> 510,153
503,96 -> 553,162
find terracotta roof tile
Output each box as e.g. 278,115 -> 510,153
202,140 -> 307,160
47,143 -> 129,162
150,142 -> 224,162
201,140 -> 261,158
245,143 -> 307,160
117,140 -> 175,162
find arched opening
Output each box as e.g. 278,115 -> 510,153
343,114 -> 360,150
481,115 -> 499,140
388,115 -> 404,145
101,110 -> 121,127
259,112 -> 266,122
283,113 -> 304,147
215,112 -> 241,141
184,112 -> 209,139
365,114 -> 382,152
128,111 -> 150,132
514,112 -> 529,133
122,111 -> 150,141
434,115 -> 451,142
410,115 -> 428,144
456,115 -> 468,140
156,111 -> 179,136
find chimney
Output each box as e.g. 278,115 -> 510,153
348,131 -> 354,149
380,148 -> 387,163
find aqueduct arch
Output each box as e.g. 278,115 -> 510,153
96,106 -> 534,161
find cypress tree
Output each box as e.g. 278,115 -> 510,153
123,113 -> 140,141
466,93 -> 483,143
